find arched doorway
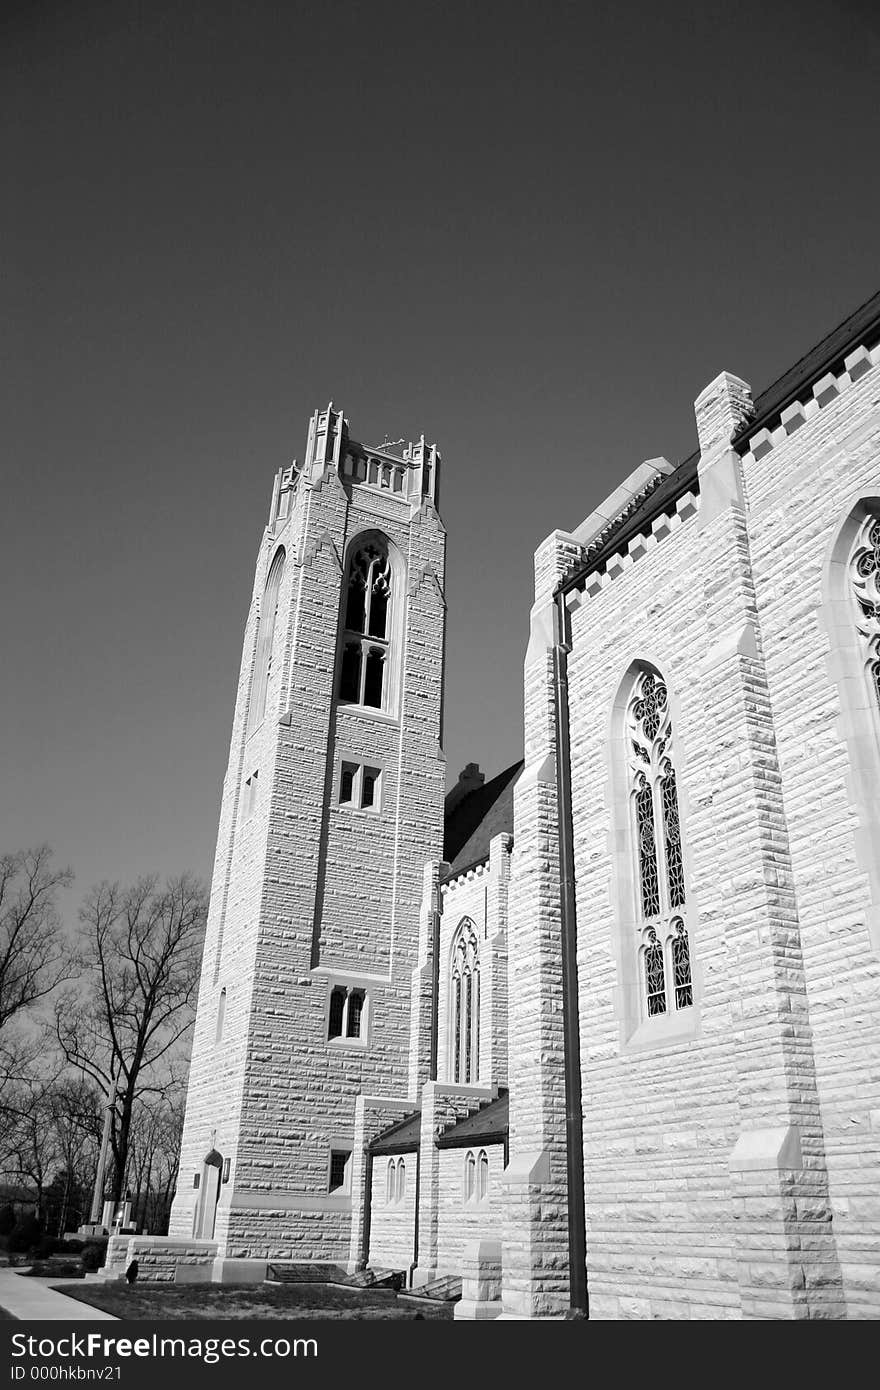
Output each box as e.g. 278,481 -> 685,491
192,1147 -> 223,1239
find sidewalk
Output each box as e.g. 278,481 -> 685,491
0,1268 -> 117,1321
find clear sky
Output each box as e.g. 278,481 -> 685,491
4,0 -> 879,910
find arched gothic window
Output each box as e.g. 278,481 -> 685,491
478,1150 -> 489,1201
850,511 -> 880,722
450,918 -> 480,1083
338,539 -> 393,710
627,669 -> 693,1019
247,547 -> 285,735
385,1157 -> 406,1204
464,1150 -> 476,1202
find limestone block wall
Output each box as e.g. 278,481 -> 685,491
348,1095 -> 415,1273
174,414 -> 447,1262
368,1151 -> 418,1270
437,840 -> 510,1089
436,1144 -> 505,1276
415,1081 -> 498,1282
173,511 -> 299,1240
502,531 -> 582,1319
740,349 -> 880,1317
565,504 -> 744,1320
550,351 -> 880,1318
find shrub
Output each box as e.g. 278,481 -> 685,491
81,1241 -> 107,1272
34,1235 -> 64,1259
9,1214 -> 43,1253
0,1205 -> 15,1237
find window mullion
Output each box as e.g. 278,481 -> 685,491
652,774 -> 669,923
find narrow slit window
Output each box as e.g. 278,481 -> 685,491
361,766 -> 380,808
464,1151 -> 476,1202
339,762 -> 357,805
328,1150 -> 350,1193
328,987 -> 345,1039
346,989 -> 364,1038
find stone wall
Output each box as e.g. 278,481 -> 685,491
173,413 -> 447,1262
544,346 -> 880,1318
740,348 -> 880,1317
436,1143 -> 505,1275
368,1150 -> 418,1271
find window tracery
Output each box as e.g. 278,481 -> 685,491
450,918 -> 480,1083
626,669 -> 693,1019
338,540 -> 393,710
850,513 -> 880,720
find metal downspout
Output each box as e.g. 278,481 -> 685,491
362,1149 -> 373,1271
410,1149 -> 421,1288
429,892 -> 441,1080
553,589 -> 588,1317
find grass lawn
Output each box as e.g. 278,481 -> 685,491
55,1281 -> 454,1320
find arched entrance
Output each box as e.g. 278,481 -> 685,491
192,1147 -> 222,1239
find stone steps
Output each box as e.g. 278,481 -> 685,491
402,1275 -> 461,1302
265,1262 -> 348,1284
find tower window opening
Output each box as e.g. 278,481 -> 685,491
337,761 -> 382,811
327,984 -> 368,1044
338,540 -> 393,712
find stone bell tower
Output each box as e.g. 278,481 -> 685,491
170,405 -> 446,1276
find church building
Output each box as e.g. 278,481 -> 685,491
109,291 -> 880,1318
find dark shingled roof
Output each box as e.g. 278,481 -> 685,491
368,1110 -> 422,1155
435,1091 -> 509,1149
442,760 -> 523,880
558,288 -> 880,598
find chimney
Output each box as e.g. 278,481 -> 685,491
445,763 -> 486,815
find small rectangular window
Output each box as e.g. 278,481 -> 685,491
328,986 -> 346,1039
346,989 -> 365,1038
327,983 -> 368,1045
339,762 -> 357,805
337,761 -> 382,811
329,1150 -> 350,1193
361,767 -> 380,809
244,770 -> 259,818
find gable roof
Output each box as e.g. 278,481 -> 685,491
442,759 -> 523,880
558,288 -> 880,598
435,1091 -> 509,1149
368,1109 -> 422,1155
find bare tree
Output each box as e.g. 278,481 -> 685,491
56,873 -> 207,1206
128,1085 -> 185,1233
47,1078 -> 103,1234
5,1074 -> 60,1222
0,847 -> 72,1036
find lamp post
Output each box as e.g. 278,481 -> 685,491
89,1074 -> 123,1227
